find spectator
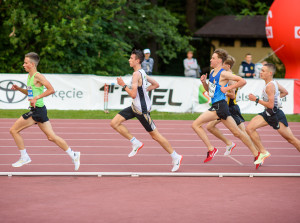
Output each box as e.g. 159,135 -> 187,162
183,51 -> 201,78
238,53 -> 255,78
141,48 -> 154,75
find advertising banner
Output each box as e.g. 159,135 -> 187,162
0,74 -> 296,114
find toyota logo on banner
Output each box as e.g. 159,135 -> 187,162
0,80 -> 27,103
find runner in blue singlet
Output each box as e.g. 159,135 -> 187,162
192,48 -> 263,167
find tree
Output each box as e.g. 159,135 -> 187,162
0,0 -> 190,75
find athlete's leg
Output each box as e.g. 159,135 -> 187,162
277,123 -> 300,152
192,110 -> 219,151
38,121 -> 69,151
10,116 -> 36,150
245,115 -> 269,154
149,129 -> 173,154
207,119 -> 232,146
110,114 -> 133,140
222,116 -> 260,156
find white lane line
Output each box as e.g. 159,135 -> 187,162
228,156 -> 244,166
0,139 -> 295,143
0,146 -> 297,150
1,132 -> 299,137
1,154 -> 300,157
0,163 -> 299,167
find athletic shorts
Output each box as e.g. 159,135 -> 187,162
22,106 -> 49,123
259,108 -> 288,130
229,104 -> 245,126
119,106 -> 156,132
208,100 -> 231,120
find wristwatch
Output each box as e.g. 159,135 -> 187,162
255,97 -> 259,105
122,85 -> 127,90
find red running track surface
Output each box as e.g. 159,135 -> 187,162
0,118 -> 300,223
0,119 -> 299,173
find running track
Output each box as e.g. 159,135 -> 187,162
1,118 -> 300,222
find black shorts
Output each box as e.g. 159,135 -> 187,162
22,106 -> 49,123
119,106 -> 156,132
229,104 -> 245,126
208,100 -> 231,120
259,108 -> 288,130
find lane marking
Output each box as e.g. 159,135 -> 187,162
228,156 -> 244,166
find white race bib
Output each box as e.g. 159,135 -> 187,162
208,81 -> 216,98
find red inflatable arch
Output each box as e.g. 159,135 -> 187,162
266,0 -> 300,79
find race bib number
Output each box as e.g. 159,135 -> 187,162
208,81 -> 216,98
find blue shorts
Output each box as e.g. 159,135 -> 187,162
259,108 -> 288,130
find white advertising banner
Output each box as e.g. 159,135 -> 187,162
0,74 -> 295,114
191,79 -> 294,114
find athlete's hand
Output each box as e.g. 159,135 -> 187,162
11,84 -> 19,90
221,86 -> 229,93
29,97 -> 38,108
248,93 -> 257,102
117,76 -> 125,87
200,73 -> 207,83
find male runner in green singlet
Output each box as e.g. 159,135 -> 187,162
10,52 -> 81,170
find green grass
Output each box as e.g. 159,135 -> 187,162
1,109 -> 300,122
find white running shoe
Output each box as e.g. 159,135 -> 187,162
12,156 -> 31,167
73,152 -> 81,171
224,142 -> 236,156
128,143 -> 144,157
171,155 -> 183,172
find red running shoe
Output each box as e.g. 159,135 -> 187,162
254,152 -> 262,170
204,148 -> 218,163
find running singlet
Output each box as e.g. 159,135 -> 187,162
209,68 -> 227,104
27,72 -> 44,107
226,73 -> 240,106
261,80 -> 282,109
132,69 -> 151,114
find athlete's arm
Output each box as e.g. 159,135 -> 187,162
11,84 -> 28,95
277,82 -> 288,98
226,80 -> 236,99
200,73 -> 208,92
30,73 -> 55,107
117,72 -> 139,99
249,83 -> 275,109
220,71 -> 246,93
146,75 -> 159,92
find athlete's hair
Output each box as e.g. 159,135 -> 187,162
131,49 -> 144,64
214,48 -> 228,63
264,63 -> 276,76
245,53 -> 252,56
224,55 -> 235,69
25,52 -> 40,67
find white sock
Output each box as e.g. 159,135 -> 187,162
20,149 -> 28,158
66,147 -> 75,159
130,137 -> 141,145
171,151 -> 180,160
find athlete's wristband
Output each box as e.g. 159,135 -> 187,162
122,85 -> 127,90
255,97 -> 259,105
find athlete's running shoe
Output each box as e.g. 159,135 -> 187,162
254,151 -> 271,165
12,156 -> 31,167
128,143 -> 144,157
204,148 -> 218,163
73,152 -> 81,171
224,142 -> 236,156
171,155 -> 183,172
254,152 -> 262,170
